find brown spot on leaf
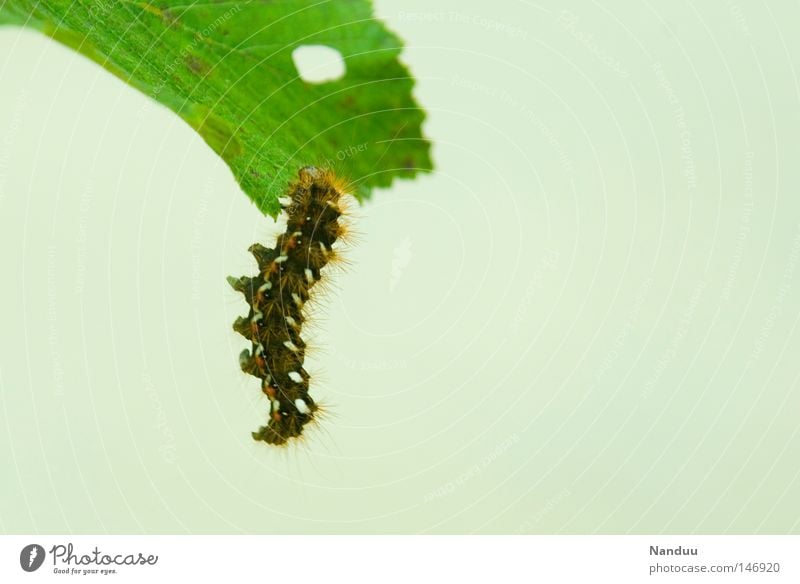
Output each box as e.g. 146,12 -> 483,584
185,54 -> 209,75
161,8 -> 178,26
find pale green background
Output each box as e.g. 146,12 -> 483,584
1,0 -> 799,534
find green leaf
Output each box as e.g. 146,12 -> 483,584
0,0 -> 433,217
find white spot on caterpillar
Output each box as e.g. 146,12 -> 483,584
295,399 -> 311,414
284,340 -> 300,352
258,281 -> 272,292
304,269 -> 314,283
319,241 -> 329,256
285,316 -> 297,327
254,344 -> 264,356
275,255 -> 288,264
292,231 -> 303,238
291,293 -> 303,308
326,200 -> 340,211
271,399 -> 281,412
251,311 -> 263,323
288,371 -> 303,383
278,196 -> 292,207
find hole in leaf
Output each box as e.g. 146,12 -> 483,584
292,45 -> 346,84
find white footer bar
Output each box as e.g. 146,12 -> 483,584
1,535 -> 797,583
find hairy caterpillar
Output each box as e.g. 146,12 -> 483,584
228,166 -> 350,445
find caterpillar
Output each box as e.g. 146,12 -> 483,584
228,166 -> 350,446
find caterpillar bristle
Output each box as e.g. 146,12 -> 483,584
230,166 -> 352,446
322,248 -> 353,274
310,398 -> 333,423
335,219 -> 362,248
